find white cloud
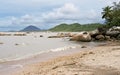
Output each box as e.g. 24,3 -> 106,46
0,3 -> 103,30
99,0 -> 120,5
42,3 -> 101,25
1,0 -> 115,30
42,3 -> 80,20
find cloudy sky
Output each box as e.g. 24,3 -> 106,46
0,0 -> 119,31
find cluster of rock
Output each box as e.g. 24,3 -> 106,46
47,26 -> 120,42
70,26 -> 120,42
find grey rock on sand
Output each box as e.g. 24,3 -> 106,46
70,32 -> 92,42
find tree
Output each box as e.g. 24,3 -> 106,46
102,6 -> 113,25
102,2 -> 120,27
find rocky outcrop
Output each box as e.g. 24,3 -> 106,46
70,32 -> 92,42
70,26 -> 120,42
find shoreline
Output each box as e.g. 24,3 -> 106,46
0,43 -> 93,75
13,41 -> 120,75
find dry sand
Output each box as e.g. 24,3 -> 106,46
13,41 -> 120,75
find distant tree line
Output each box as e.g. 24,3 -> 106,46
49,23 -> 103,32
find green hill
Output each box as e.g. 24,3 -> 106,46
49,23 -> 103,32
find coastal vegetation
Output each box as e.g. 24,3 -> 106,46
49,23 -> 103,32
102,2 -> 120,28
50,1 -> 120,32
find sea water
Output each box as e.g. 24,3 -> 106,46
0,32 -> 81,62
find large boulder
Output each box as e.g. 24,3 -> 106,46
90,29 -> 99,38
109,26 -> 120,32
70,32 -> 92,42
95,35 -> 105,41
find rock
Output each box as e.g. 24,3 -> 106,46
97,27 -> 107,35
15,43 -> 19,46
109,26 -> 120,32
117,34 -> 120,40
105,35 -> 111,40
89,52 -> 94,54
106,31 -> 119,37
70,32 -> 92,42
57,33 -> 72,37
48,36 -> 62,38
14,34 -> 26,36
0,42 -> 4,44
40,35 -> 43,37
81,46 -> 87,48
106,26 -> 120,38
95,35 -> 105,41
90,29 -> 99,38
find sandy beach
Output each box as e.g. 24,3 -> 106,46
12,41 -> 120,75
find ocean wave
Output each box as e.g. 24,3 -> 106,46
0,45 -> 81,63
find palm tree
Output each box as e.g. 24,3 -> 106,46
102,6 -> 112,19
102,6 -> 113,25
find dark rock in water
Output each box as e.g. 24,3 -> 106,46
48,36 -> 62,38
20,25 -> 41,32
0,42 -> 4,44
95,35 -> 105,41
81,46 -> 87,48
40,35 -> 43,37
15,43 -> 19,46
14,34 -> 26,36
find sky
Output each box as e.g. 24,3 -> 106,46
0,0 -> 119,31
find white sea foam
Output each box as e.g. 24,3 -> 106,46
11,64 -> 23,68
0,45 -> 81,63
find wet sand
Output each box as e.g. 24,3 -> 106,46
0,44 -> 92,75
13,41 -> 120,75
